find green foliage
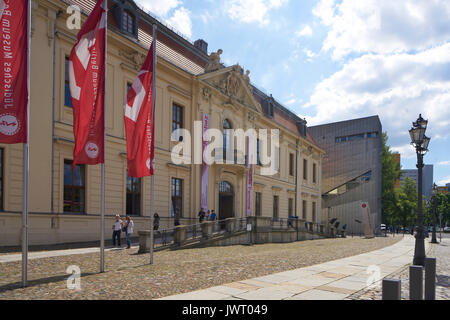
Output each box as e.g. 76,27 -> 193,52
381,132 -> 401,224
395,177 -> 418,227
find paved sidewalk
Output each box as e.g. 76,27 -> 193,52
0,245 -> 138,264
160,235 -> 428,300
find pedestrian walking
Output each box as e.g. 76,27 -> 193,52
124,216 -> 134,249
153,212 -> 160,230
210,210 -> 217,221
198,209 -> 206,223
112,215 -> 123,247
206,210 -> 211,221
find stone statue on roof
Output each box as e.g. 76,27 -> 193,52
243,70 -> 251,90
205,49 -> 223,72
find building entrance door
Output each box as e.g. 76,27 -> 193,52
219,181 -> 234,220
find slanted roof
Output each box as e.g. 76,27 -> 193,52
65,0 -> 207,75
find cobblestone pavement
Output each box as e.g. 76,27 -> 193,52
0,236 -> 400,300
347,238 -> 450,300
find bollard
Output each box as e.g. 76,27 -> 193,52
409,265 -> 423,300
382,279 -> 401,300
425,258 -> 436,300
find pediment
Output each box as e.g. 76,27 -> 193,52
198,65 -> 263,115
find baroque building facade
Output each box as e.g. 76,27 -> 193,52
0,0 -> 324,247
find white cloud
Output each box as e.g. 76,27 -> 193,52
135,0 -> 192,38
391,144 -> 416,159
305,43 -> 450,152
313,0 -> 450,59
437,175 -> 450,185
226,0 -> 288,25
166,7 -> 192,38
296,25 -> 312,37
135,0 -> 180,17
437,161 -> 450,166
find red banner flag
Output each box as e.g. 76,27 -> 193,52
124,42 -> 155,178
0,1 -> 29,144
69,0 -> 106,167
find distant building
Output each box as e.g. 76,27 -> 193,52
400,165 -> 433,199
447,183 -> 450,192
309,116 -> 382,234
436,186 -> 448,194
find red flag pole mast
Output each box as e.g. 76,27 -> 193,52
150,24 -> 157,265
100,0 -> 107,273
22,0 -> 31,288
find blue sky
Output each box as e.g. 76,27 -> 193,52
135,0 -> 450,186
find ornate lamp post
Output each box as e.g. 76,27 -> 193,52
431,183 -> 438,244
409,114 -> 430,266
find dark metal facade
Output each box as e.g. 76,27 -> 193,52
309,116 -> 382,234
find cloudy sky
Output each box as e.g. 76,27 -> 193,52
135,0 -> 450,185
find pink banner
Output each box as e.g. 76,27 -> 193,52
201,113 -> 209,210
246,131 -> 254,216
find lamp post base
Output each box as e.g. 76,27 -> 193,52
413,227 -> 426,266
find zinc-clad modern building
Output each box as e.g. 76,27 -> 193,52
0,0 -> 324,247
308,116 -> 382,234
399,165 -> 434,200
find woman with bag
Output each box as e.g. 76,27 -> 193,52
124,216 -> 134,249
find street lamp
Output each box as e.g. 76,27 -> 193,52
431,183 -> 438,244
409,114 -> 430,266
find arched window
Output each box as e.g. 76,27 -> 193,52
219,181 -> 233,194
123,10 -> 134,34
223,119 -> 232,130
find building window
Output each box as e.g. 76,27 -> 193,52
288,198 -> 293,217
268,101 -> 274,118
64,160 -> 85,213
223,119 -> 232,160
171,178 -> 183,218
313,163 -> 317,183
348,133 -> 365,141
367,132 -> 378,138
302,200 -> 307,220
274,146 -> 279,172
255,192 -> 262,217
289,153 -> 294,176
312,202 -> 316,222
122,10 -> 134,34
126,175 -> 141,216
172,104 -> 183,141
64,57 -> 72,108
256,139 -> 261,165
273,195 -> 279,220
0,148 -> 3,211
303,159 -> 308,181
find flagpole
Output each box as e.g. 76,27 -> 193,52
22,0 -> 32,288
150,24 -> 157,265
100,0 -> 107,273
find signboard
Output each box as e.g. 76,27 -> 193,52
361,202 -> 375,238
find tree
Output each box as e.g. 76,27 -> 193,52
396,177 -> 418,228
381,132 -> 401,225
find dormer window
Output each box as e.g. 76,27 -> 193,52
268,102 -> 274,118
123,10 -> 134,34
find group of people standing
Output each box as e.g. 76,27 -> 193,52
112,215 -> 134,249
198,209 -> 217,223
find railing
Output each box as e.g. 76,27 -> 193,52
185,223 -> 204,241
271,217 -> 296,230
153,227 -> 175,249
149,216 -> 328,251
